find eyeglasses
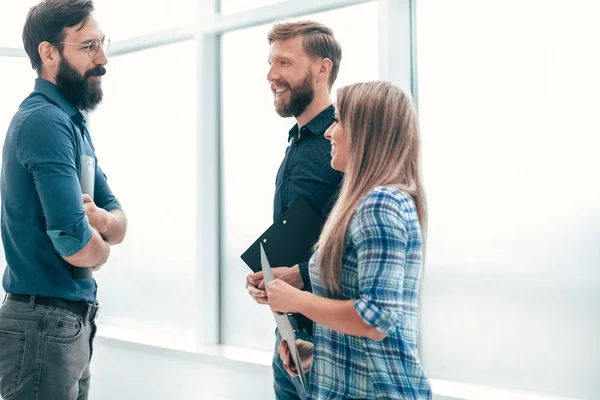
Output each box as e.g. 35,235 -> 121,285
57,38 -> 111,58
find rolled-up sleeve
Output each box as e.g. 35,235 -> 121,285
350,194 -> 407,335
18,108 -> 93,257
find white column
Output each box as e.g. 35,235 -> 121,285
194,0 -> 221,348
378,0 -> 417,102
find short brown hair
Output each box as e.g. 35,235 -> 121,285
23,0 -> 95,74
268,21 -> 342,89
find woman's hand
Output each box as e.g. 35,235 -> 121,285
267,279 -> 304,314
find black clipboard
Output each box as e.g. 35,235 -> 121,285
241,198 -> 322,273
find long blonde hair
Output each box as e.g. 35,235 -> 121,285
317,81 -> 426,296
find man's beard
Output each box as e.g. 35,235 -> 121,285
55,57 -> 106,112
274,71 -> 315,118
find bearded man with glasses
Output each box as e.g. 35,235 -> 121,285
0,1 -> 127,399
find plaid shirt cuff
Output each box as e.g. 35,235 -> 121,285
354,298 -> 400,336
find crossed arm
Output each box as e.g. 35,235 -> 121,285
20,110 -> 127,269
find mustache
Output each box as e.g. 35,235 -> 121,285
271,81 -> 291,90
84,65 -> 106,79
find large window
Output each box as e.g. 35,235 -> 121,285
0,0 -> 198,48
89,41 -> 198,349
0,0 -> 196,46
92,0 -> 197,41
0,0 -> 39,48
417,1 -> 600,399
0,57 -> 34,146
220,1 -> 379,350
220,0 -> 287,15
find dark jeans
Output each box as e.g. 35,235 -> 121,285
273,327 -> 311,400
0,295 -> 98,400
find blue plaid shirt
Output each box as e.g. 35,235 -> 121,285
308,187 -> 432,400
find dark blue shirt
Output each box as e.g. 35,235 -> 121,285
274,104 -> 343,291
1,78 -> 121,302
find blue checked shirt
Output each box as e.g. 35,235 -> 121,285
308,187 -> 432,400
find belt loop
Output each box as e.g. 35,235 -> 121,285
28,295 -> 36,311
84,304 -> 92,324
1,293 -> 7,304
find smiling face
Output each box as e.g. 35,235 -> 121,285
267,36 -> 317,118
324,110 -> 348,172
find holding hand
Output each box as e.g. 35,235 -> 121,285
278,339 -> 313,377
245,273 -> 268,304
246,265 -> 303,305
82,194 -> 108,234
267,278 -> 303,314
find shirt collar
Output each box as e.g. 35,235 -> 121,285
34,78 -> 82,121
287,104 -> 335,142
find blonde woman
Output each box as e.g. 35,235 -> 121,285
267,81 -> 432,399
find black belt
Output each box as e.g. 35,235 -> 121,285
288,313 -> 313,337
6,294 -> 101,320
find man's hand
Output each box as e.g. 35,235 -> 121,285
246,274 -> 268,305
91,239 -> 110,272
256,265 -> 304,290
82,194 -> 109,234
278,339 -> 313,377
